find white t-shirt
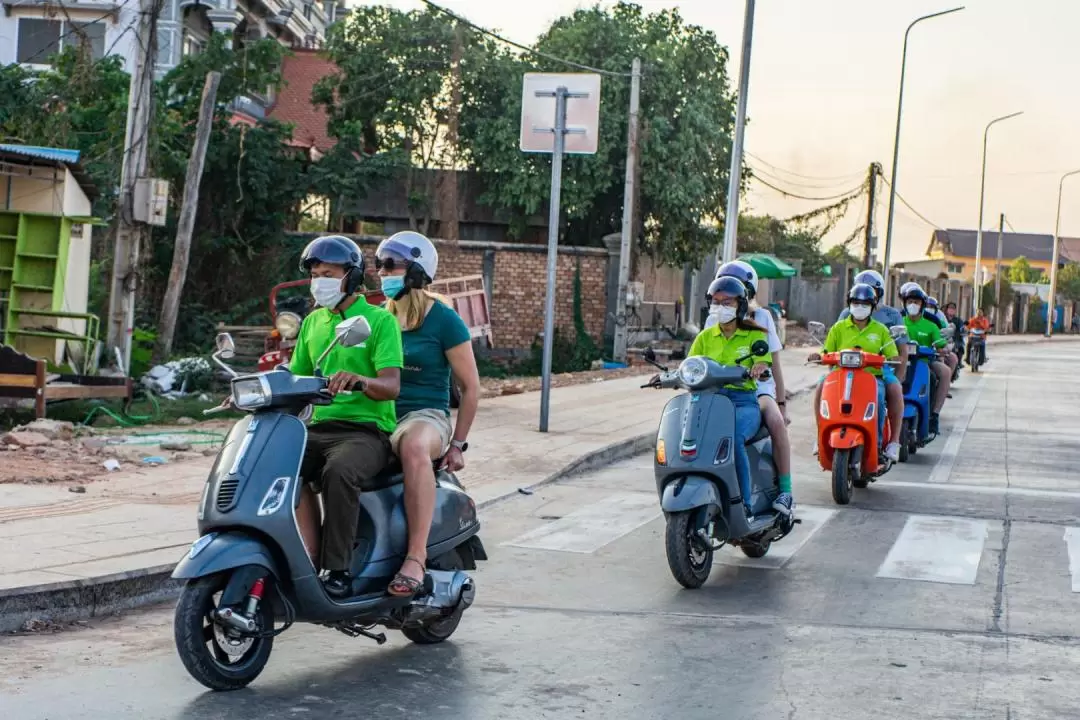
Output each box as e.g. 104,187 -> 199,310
703,306 -> 783,398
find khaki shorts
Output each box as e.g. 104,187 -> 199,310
389,408 -> 453,456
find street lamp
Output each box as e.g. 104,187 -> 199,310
1045,169 -> 1080,337
973,111 -> 1023,314
882,6 -> 964,301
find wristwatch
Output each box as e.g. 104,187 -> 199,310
451,439 -> 469,453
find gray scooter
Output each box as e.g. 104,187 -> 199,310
642,343 -> 799,588
171,317 -> 487,691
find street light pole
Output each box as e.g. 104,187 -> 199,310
881,6 -> 964,302
973,111 -> 1023,314
1045,169 -> 1080,337
719,0 -> 755,265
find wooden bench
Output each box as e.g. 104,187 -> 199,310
0,344 -> 131,419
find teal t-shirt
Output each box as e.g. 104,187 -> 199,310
397,300 -> 472,418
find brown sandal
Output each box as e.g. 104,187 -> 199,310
387,555 -> 426,597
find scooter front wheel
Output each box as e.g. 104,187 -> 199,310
665,511 -> 712,589
831,448 -> 853,505
174,573 -> 275,691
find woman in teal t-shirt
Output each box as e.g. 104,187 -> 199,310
375,231 -> 480,597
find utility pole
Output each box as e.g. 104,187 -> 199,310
863,162 -> 881,267
106,0 -> 161,374
994,212 -> 1004,327
718,0 -> 755,265
154,72 -> 221,364
612,57 -> 641,364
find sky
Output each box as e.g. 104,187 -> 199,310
358,0 -> 1080,263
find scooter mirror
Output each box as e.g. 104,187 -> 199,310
807,321 -> 826,343
750,339 -> 771,357
335,316 -> 372,347
215,333 -> 236,360
941,326 -> 955,339
889,325 -> 908,340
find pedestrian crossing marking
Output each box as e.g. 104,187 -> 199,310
1064,527 -> 1080,593
876,515 -> 988,585
503,492 -> 660,554
717,505 -> 837,569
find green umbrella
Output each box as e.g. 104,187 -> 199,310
737,253 -> 797,279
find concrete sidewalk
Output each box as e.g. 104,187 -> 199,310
0,332 -> 1072,630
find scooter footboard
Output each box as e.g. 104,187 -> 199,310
661,476 -> 722,513
172,531 -> 281,581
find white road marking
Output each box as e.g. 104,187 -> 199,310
883,480 -> 1080,500
928,373 -> 989,485
717,505 -> 837,570
503,492 -> 660,554
876,515 -> 988,585
1065,527 -> 1080,593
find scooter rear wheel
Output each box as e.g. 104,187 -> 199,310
831,448 -> 853,505
665,511 -> 712,589
174,573 -> 275,691
401,550 -> 467,645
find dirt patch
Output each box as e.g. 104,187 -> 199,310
479,366 -> 649,398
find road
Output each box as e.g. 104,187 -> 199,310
2,342 -> 1078,719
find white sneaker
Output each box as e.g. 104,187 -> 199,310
884,442 -> 901,462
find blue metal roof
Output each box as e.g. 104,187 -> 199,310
0,144 -> 82,165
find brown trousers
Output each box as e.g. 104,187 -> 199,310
300,421 -> 391,571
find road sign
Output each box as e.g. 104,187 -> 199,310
519,73 -> 601,155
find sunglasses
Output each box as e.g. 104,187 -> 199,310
374,254 -> 409,272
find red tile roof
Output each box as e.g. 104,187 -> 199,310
269,49 -> 338,153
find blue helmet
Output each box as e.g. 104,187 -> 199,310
716,260 -> 758,299
706,275 -> 749,320
854,269 -> 885,301
848,282 -> 878,307
299,235 -> 365,294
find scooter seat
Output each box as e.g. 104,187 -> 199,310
364,458 -> 406,492
745,426 -> 771,445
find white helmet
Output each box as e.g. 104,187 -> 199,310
376,231 -> 439,286
715,260 -> 759,299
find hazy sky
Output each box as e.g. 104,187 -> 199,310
361,1 -> 1080,262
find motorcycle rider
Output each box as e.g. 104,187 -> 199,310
291,235 -> 404,598
707,261 -> 793,515
967,307 -> 991,365
374,231 -> 481,597
901,285 -> 950,435
925,296 -> 959,377
943,302 -> 966,367
814,283 -> 903,461
689,277 -> 784,515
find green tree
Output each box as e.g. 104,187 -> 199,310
1007,256 -> 1045,284
732,214 -> 833,275
1055,262 -> 1080,302
460,2 -> 736,263
979,277 -> 1013,311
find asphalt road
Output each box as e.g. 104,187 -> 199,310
2,342 -> 1078,720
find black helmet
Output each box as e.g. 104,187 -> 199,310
848,282 -> 878,307
706,276 -> 749,321
854,270 -> 885,301
901,286 -> 927,305
299,235 -> 365,295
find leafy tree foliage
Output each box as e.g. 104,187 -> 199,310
1007,256 -> 1045,284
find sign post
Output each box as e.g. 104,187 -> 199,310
520,73 -> 601,432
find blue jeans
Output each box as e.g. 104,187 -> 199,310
720,388 -> 762,507
876,377 -> 887,441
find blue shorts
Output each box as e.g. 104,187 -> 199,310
882,365 -> 899,386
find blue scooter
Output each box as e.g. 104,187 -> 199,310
899,344 -> 939,461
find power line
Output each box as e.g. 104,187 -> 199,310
418,0 -> 632,78
744,150 -> 864,184
752,172 -> 865,202
879,177 -> 941,229
746,160 -> 866,192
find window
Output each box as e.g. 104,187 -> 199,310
17,18 -> 106,64
946,262 -> 965,273
182,33 -> 206,57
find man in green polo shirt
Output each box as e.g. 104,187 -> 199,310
290,235 -> 403,598
901,285 -> 950,435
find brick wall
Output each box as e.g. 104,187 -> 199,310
285,233 -> 610,350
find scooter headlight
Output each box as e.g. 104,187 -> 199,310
677,357 -> 708,388
232,376 -> 271,410
839,351 -> 863,368
275,311 -> 302,340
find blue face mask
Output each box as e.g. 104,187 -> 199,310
381,275 -> 406,299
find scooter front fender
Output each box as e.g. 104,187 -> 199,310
828,427 -> 865,450
661,476 -> 721,513
172,532 -> 281,581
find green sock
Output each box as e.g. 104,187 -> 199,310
779,474 -> 792,494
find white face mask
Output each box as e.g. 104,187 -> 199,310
906,303 -> 922,317
849,304 -> 872,321
710,305 -> 738,325
311,276 -> 346,309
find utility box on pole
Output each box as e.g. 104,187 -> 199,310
519,72 -> 601,433
133,178 -> 170,227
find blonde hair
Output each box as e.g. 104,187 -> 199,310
387,288 -> 452,331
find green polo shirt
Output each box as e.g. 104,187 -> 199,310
290,295 -> 403,432
688,325 -> 772,391
823,317 -> 899,376
904,314 -> 946,349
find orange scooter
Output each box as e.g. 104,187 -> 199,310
814,348 -> 897,505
